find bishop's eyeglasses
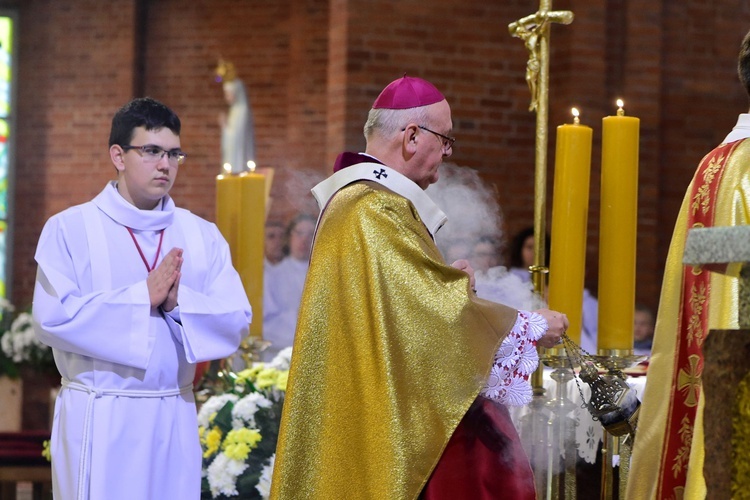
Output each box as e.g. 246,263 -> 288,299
418,125 -> 456,152
122,144 -> 187,166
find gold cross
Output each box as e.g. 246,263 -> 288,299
509,3 -> 573,112
507,1 -> 573,303
677,354 -> 702,408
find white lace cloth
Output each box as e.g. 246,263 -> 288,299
480,310 -> 547,406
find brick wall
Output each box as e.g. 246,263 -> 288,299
6,0 -> 750,318
11,0 -> 137,304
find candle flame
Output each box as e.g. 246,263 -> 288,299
616,99 -> 625,116
571,107 -> 580,124
223,163 -> 232,174
247,161 -> 257,172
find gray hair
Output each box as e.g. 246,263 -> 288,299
363,106 -> 431,141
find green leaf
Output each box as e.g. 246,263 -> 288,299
213,401 -> 235,432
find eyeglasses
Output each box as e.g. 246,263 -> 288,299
122,144 -> 187,165
418,125 -> 456,151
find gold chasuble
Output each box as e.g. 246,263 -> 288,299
627,138 -> 750,499
271,178 -> 518,499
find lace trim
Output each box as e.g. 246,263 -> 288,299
480,310 -> 548,406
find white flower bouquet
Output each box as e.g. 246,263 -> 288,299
0,301 -> 53,378
199,347 -> 291,499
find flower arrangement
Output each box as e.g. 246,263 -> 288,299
199,347 -> 291,499
0,300 -> 54,378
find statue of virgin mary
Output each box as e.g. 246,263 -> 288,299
217,59 -> 256,174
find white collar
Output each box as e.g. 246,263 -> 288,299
312,161 -> 447,236
92,181 -> 175,230
722,113 -> 750,144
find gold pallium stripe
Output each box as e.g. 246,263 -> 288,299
673,414 -> 693,478
692,153 -> 724,216
687,282 -> 707,348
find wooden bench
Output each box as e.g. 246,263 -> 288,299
0,431 -> 51,500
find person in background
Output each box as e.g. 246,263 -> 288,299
271,75 -> 567,499
32,97 -> 252,499
633,303 -> 655,357
264,219 -> 286,268
262,213 -> 316,361
508,226 -> 545,283
470,235 -> 500,273
508,226 -> 598,353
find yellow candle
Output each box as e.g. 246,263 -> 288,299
598,99 -> 639,353
216,174 -> 241,258
216,170 -> 266,339
238,171 -> 266,339
548,108 -> 593,349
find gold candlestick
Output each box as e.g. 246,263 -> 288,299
509,2 -> 573,391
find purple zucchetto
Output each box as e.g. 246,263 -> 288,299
372,75 -> 445,110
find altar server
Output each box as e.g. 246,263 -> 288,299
33,97 -> 252,500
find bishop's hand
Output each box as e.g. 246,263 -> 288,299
451,259 -> 476,292
533,308 -> 569,348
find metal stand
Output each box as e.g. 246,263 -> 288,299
590,352 -> 643,500
544,355 -> 579,500
520,389 -> 551,497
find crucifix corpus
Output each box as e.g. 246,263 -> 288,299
508,1 -> 573,301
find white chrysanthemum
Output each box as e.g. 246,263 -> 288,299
0,332 -> 11,358
207,452 -> 249,498
0,298 -> 15,312
268,347 -> 292,371
11,312 -> 34,335
0,312 -> 47,363
231,392 -> 273,429
256,454 -> 275,499
197,393 -> 239,428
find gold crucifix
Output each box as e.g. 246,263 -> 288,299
508,2 -> 572,303
509,6 -> 573,112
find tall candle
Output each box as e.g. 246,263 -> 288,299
238,170 -> 266,340
548,108 -> 593,350
216,172 -> 241,257
598,99 -> 639,353
216,168 -> 266,339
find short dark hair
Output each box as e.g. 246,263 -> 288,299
509,226 -> 550,268
738,30 -> 750,98
286,213 -> 317,236
108,97 -> 181,147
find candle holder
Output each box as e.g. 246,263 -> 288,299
559,335 -> 646,499
539,352 -> 579,500
235,336 -> 272,368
